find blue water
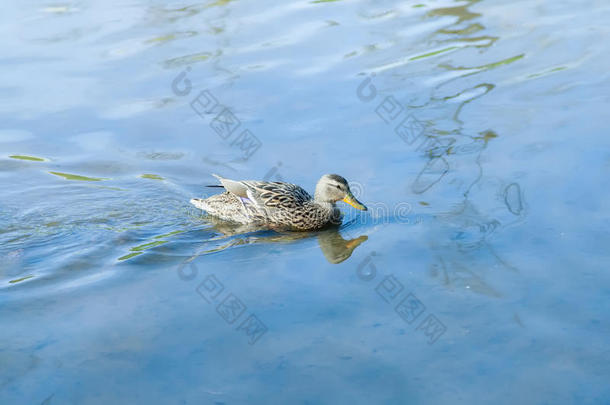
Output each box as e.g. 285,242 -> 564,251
2,0 -> 610,403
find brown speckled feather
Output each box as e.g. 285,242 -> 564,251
190,177 -> 341,231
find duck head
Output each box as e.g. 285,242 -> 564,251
314,174 -> 367,211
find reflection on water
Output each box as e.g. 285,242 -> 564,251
363,0 -> 531,299
356,0 -> 522,296
179,214 -> 368,264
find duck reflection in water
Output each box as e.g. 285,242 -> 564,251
192,215 -> 368,264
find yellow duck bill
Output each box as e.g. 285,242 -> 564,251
342,193 -> 367,211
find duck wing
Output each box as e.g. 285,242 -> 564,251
212,174 -> 312,210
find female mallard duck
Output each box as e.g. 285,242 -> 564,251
190,174 -> 367,231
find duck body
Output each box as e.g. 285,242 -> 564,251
190,174 -> 366,231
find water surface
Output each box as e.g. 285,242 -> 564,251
2,0 -> 610,404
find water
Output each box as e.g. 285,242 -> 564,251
2,0 -> 610,403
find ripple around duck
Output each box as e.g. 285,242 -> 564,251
105,198 -> 407,268
0,178 -> 197,294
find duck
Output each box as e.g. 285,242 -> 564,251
190,174 -> 367,231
